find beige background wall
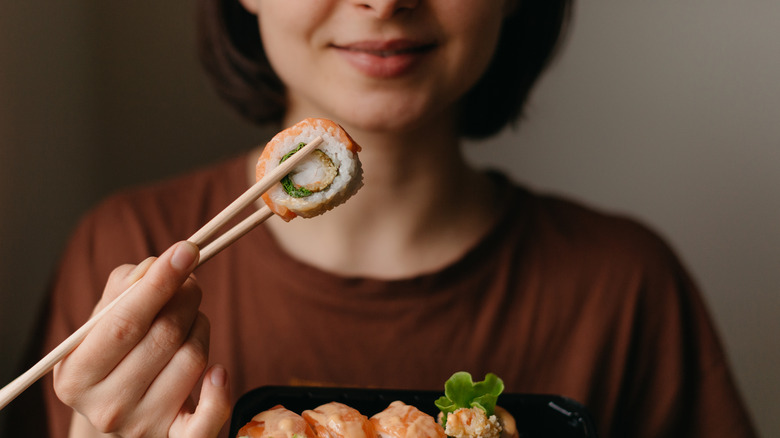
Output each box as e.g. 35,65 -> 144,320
1,1 -> 778,436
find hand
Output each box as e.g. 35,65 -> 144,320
53,241 -> 231,438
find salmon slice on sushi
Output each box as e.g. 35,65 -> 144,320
237,404 -> 318,438
371,401 -> 447,438
256,118 -> 363,221
302,401 -> 376,438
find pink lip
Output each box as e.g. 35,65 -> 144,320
332,39 -> 435,78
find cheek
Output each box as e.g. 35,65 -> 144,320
256,2 -> 339,95
442,7 -> 506,93
257,21 -> 308,98
462,6 -> 505,59
257,5 -> 300,56
256,2 -> 323,66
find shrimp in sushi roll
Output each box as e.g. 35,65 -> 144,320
371,401 -> 446,438
302,402 -> 376,438
237,405 -> 318,438
439,407 -> 502,438
256,118 -> 363,221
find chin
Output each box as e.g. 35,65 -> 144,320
290,85 -> 455,136
334,100 -> 449,135
345,114 -> 421,133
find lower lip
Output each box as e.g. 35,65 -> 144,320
335,48 -> 429,79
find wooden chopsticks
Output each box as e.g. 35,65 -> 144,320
191,136 -> 322,262
0,136 -> 323,411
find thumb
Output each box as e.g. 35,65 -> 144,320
171,365 -> 232,438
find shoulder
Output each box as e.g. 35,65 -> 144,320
496,181 -> 757,437
500,181 -> 692,306
507,182 -> 679,269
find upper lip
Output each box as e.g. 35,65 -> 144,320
332,39 -> 436,56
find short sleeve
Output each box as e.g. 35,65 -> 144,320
606,233 -> 757,437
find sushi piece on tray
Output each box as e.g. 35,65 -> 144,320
236,405 -> 317,438
303,402 -> 376,438
232,373 -> 599,438
371,401 -> 446,438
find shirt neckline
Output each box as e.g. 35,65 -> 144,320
230,153 -> 529,292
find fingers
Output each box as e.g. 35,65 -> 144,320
66,312 -> 216,436
169,365 -> 232,438
142,311 -> 211,415
99,256 -> 156,306
61,242 -> 201,386
88,278 -> 204,406
120,241 -> 200,321
53,241 -> 208,436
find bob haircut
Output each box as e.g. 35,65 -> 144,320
196,1 -> 574,139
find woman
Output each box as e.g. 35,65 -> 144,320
12,0 -> 755,437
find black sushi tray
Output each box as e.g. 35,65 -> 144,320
229,386 -> 599,438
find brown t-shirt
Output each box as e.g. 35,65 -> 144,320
9,154 -> 756,437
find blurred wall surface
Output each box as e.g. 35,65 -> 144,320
1,1 -> 778,436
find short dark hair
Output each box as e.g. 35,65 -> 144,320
196,0 -> 574,139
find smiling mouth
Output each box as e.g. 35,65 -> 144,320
333,40 -> 436,57
332,39 -> 436,78
340,45 -> 435,57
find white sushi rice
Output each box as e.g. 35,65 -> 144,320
261,121 -> 363,218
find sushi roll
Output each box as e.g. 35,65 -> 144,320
236,404 -> 318,438
371,401 -> 446,438
434,372 -> 517,438
256,118 -> 363,221
302,401 -> 376,438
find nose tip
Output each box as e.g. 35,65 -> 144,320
353,0 -> 420,19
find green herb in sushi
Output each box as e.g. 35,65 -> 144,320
279,142 -> 338,198
280,143 -> 312,198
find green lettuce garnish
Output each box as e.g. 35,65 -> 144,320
279,142 -> 313,198
434,372 -> 504,426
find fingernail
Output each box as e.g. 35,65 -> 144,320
211,365 -> 227,387
170,241 -> 199,272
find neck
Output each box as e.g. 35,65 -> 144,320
251,115 -> 505,279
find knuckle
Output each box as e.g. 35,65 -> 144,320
180,338 -> 209,376
85,401 -> 154,438
87,401 -> 125,434
180,314 -> 211,374
105,309 -> 145,345
148,316 -> 189,352
106,264 -> 137,288
52,371 -> 83,406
